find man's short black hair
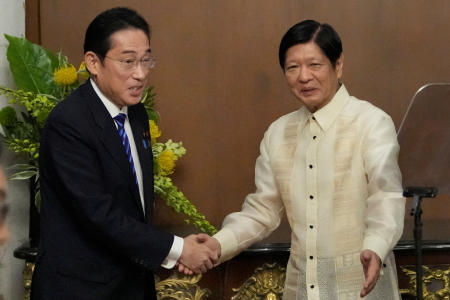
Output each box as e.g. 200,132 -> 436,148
84,7 -> 150,60
279,20 -> 343,70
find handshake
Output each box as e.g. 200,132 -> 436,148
177,234 -> 221,275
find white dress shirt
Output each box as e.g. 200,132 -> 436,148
91,79 -> 183,269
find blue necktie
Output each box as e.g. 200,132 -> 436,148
113,113 -> 138,185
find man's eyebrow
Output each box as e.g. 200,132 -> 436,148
120,49 -> 152,55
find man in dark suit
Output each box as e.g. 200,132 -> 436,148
31,7 -> 217,300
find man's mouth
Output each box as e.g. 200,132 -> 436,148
129,86 -> 143,96
301,87 -> 317,95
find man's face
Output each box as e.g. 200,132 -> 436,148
284,41 -> 343,113
0,168 -> 9,246
87,28 -> 152,109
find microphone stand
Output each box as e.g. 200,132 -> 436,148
403,187 -> 437,300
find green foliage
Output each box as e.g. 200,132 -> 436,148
0,87 -> 57,127
5,34 -> 60,95
7,139 -> 39,159
6,164 -> 41,208
0,106 -> 17,127
152,140 -> 187,159
7,164 -> 38,180
0,36 -> 62,171
0,88 -> 43,160
147,98 -> 216,234
0,36 -> 76,207
146,94 -> 216,234
141,86 -> 159,123
154,175 -> 217,235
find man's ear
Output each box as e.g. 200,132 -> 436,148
84,51 -> 100,77
336,53 -> 344,80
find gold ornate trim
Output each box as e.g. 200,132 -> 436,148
400,265 -> 450,299
23,262 -> 35,300
22,262 -> 211,300
231,263 -> 286,300
155,272 -> 211,300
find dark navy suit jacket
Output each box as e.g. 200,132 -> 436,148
31,81 -> 173,300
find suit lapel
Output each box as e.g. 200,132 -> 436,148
128,106 -> 154,219
83,82 -> 145,217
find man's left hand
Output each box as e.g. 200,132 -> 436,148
360,249 -> 381,298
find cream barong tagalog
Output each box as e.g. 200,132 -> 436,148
214,85 -> 405,299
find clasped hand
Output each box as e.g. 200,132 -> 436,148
177,233 -> 221,275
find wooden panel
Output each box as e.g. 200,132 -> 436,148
25,0 -> 41,44
32,0 -> 450,236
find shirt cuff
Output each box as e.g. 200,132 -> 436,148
362,234 -> 390,262
213,228 -> 239,263
161,235 -> 184,269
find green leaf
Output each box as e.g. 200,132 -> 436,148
5,34 -> 59,94
6,163 -> 37,172
146,109 -> 159,123
0,106 -> 18,127
9,170 -> 37,180
141,86 -> 156,108
141,86 -> 159,123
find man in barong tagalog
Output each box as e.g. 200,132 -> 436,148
183,20 -> 406,299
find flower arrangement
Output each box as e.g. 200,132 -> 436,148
0,35 -> 217,235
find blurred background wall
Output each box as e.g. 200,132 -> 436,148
24,0 -> 450,245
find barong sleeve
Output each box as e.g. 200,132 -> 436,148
361,113 -> 405,262
214,128 -> 285,262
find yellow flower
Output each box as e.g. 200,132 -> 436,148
77,61 -> 90,79
157,149 -> 175,176
53,64 -> 77,85
149,120 -> 161,144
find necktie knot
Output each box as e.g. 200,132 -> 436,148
114,113 -> 127,127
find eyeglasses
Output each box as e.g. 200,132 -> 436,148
105,55 -> 156,71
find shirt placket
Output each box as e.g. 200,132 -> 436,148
305,115 -> 320,299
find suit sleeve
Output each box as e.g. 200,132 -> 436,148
41,110 -> 173,271
361,112 -> 405,262
213,127 -> 285,262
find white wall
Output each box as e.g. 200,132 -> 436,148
0,1 -> 28,300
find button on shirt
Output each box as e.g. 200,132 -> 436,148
91,80 -> 183,269
214,85 -> 405,299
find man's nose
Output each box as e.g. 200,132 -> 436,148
298,67 -> 312,83
132,63 -> 148,80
